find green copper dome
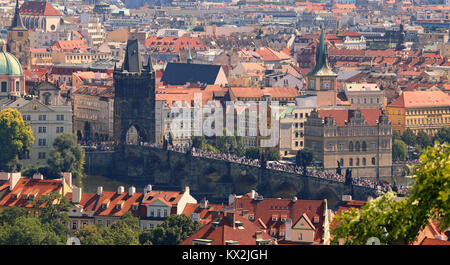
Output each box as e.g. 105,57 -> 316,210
0,52 -> 23,76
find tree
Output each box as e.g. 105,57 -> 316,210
392,130 -> 402,141
245,147 -> 260,159
392,139 -> 407,161
401,128 -> 416,147
0,108 -> 34,171
0,206 -> 29,226
139,214 -> 201,245
331,143 -> 450,245
47,133 -> 85,181
416,130 -> 431,149
296,148 -> 314,175
264,148 -> 280,161
191,136 -> 206,149
75,224 -> 107,245
433,127 -> 450,144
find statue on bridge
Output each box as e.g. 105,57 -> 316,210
163,136 -> 168,150
345,168 -> 352,185
336,160 -> 342,176
260,153 -> 267,169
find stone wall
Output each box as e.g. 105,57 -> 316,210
85,145 -> 378,209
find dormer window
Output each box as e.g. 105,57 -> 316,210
272,215 -> 278,222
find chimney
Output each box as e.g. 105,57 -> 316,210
250,189 -> 256,199
145,184 -> 152,194
117,186 -> 124,195
184,186 -> 190,195
228,194 -> 236,207
9,173 -> 21,191
226,211 -> 236,229
97,186 -> 103,196
33,173 -> 44,180
292,196 -> 298,203
285,218 -> 293,241
342,195 -> 352,202
61,172 -> 72,188
72,187 -> 82,204
129,186 -> 136,196
200,197 -> 208,209
255,231 -> 263,241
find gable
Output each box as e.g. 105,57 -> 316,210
147,198 -> 171,207
17,99 -> 54,112
293,215 -> 315,230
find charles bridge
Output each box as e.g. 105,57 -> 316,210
84,145 -> 380,209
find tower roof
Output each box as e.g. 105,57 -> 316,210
307,26 -> 336,77
0,51 -> 23,76
122,39 -> 142,73
9,0 -> 26,31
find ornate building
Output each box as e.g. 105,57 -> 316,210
7,0 -> 31,69
304,108 -> 392,180
0,39 -> 25,99
113,39 -> 156,144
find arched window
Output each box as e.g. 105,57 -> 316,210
372,157 -> 376,165
362,141 -> 367,151
362,158 -> 366,166
349,158 -> 353,166
355,141 -> 360,151
349,141 -> 353,152
340,158 -> 344,167
356,158 -> 360,166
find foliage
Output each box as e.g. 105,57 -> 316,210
75,224 -> 107,245
433,127 -> 450,144
264,148 -> 280,161
103,212 -> 140,245
191,136 -> 206,149
139,214 -> 201,245
0,206 -> 28,226
331,143 -> 450,245
296,148 -> 314,175
401,128 -> 416,147
392,139 -> 407,161
47,133 -> 85,180
244,147 -> 260,159
0,108 -> 34,171
416,130 -> 431,149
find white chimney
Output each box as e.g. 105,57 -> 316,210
97,186 -> 103,196
342,195 -> 352,202
184,186 -> 190,195
129,186 -> 136,196
200,198 -> 208,209
9,172 -> 21,191
228,194 -> 236,206
33,173 -> 44,180
72,187 -> 82,204
285,218 -> 293,241
250,190 -> 256,199
145,184 -> 152,194
0,172 -> 10,180
292,196 -> 298,203
117,186 -> 124,195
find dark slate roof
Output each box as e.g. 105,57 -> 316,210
161,63 -> 222,86
122,39 -> 141,73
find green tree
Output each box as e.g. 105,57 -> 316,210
47,133 -> 85,182
264,148 -> 280,161
392,139 -> 407,161
0,206 -> 29,226
296,148 -> 314,175
139,214 -> 201,245
401,128 -> 416,147
416,130 -> 431,149
0,108 -> 34,171
392,130 -> 402,141
433,127 -> 450,144
245,147 -> 260,159
75,224 -> 107,245
331,143 -> 450,245
191,136 -> 206,149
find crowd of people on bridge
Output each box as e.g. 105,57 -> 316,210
85,141 -> 411,196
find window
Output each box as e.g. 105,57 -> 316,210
356,158 -> 360,166
38,126 -> 46,133
349,142 -> 353,152
56,127 -> 64,133
1,82 -> 6,92
372,157 -> 376,165
299,233 -> 303,240
164,209 -> 168,217
340,158 -> 344,167
16,81 -> 19,91
349,158 -> 353,166
38,139 -> 47,146
362,158 -> 366,166
38,152 -> 46,159
57,115 -> 64,121
38,115 -> 47,121
72,222 -> 77,230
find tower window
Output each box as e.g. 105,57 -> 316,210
18,32 -> 23,37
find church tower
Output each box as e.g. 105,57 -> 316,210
113,39 -> 156,144
7,0 -> 30,69
305,23 -> 337,104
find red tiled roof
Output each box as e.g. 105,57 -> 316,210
141,189 -> 183,206
419,238 -> 450,245
317,108 -> 384,127
230,87 -> 299,99
179,210 -> 274,245
388,91 -> 450,108
234,194 -> 325,243
0,178 -> 63,208
145,36 -> 205,54
20,1 -> 63,16
51,40 -> 88,52
182,203 -> 224,225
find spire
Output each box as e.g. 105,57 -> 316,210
186,40 -> 192,64
147,55 -> 154,72
9,0 -> 26,30
307,24 -> 336,77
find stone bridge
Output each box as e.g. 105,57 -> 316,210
84,145 -> 378,209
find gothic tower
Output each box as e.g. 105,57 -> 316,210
113,39 -> 156,144
7,0 -> 30,69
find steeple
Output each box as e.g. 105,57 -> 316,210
307,24 -> 336,77
147,55 -> 154,73
186,40 -> 192,64
9,0 -> 26,30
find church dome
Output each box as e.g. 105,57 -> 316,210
0,51 -> 23,76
